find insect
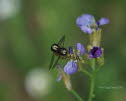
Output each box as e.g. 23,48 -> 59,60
51,44 -> 67,56
49,35 -> 68,70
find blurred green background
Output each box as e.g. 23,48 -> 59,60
0,0 -> 126,101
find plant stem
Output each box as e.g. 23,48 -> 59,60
88,76 -> 95,101
81,69 -> 92,78
91,59 -> 95,70
70,89 -> 84,101
88,59 -> 96,101
79,61 -> 92,78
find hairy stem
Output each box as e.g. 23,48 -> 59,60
70,89 -> 84,101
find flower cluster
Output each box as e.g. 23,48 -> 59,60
61,14 -> 109,75
51,13 -> 110,101
56,14 -> 109,87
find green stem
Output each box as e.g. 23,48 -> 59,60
91,59 -> 95,70
81,69 -> 92,78
70,89 -> 84,101
88,59 -> 96,101
88,76 -> 95,101
79,61 -> 92,78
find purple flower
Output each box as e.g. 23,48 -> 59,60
76,14 -> 109,34
97,18 -> 110,26
76,43 -> 85,56
76,14 -> 95,27
64,60 -> 78,74
76,14 -> 96,34
80,26 -> 93,34
89,46 -> 102,58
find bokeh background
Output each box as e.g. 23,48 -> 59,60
0,0 -> 126,101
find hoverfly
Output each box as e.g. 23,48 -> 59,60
49,35 -> 68,70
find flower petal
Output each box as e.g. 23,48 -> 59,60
89,47 -> 102,58
97,17 -> 109,26
64,61 -> 78,74
80,26 -> 93,34
76,14 -> 95,27
76,43 -> 85,56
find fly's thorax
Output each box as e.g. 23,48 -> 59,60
59,48 -> 67,56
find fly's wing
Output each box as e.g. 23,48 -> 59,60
58,35 -> 65,46
49,35 -> 65,70
51,35 -> 65,69
52,56 -> 60,69
49,54 -> 55,70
